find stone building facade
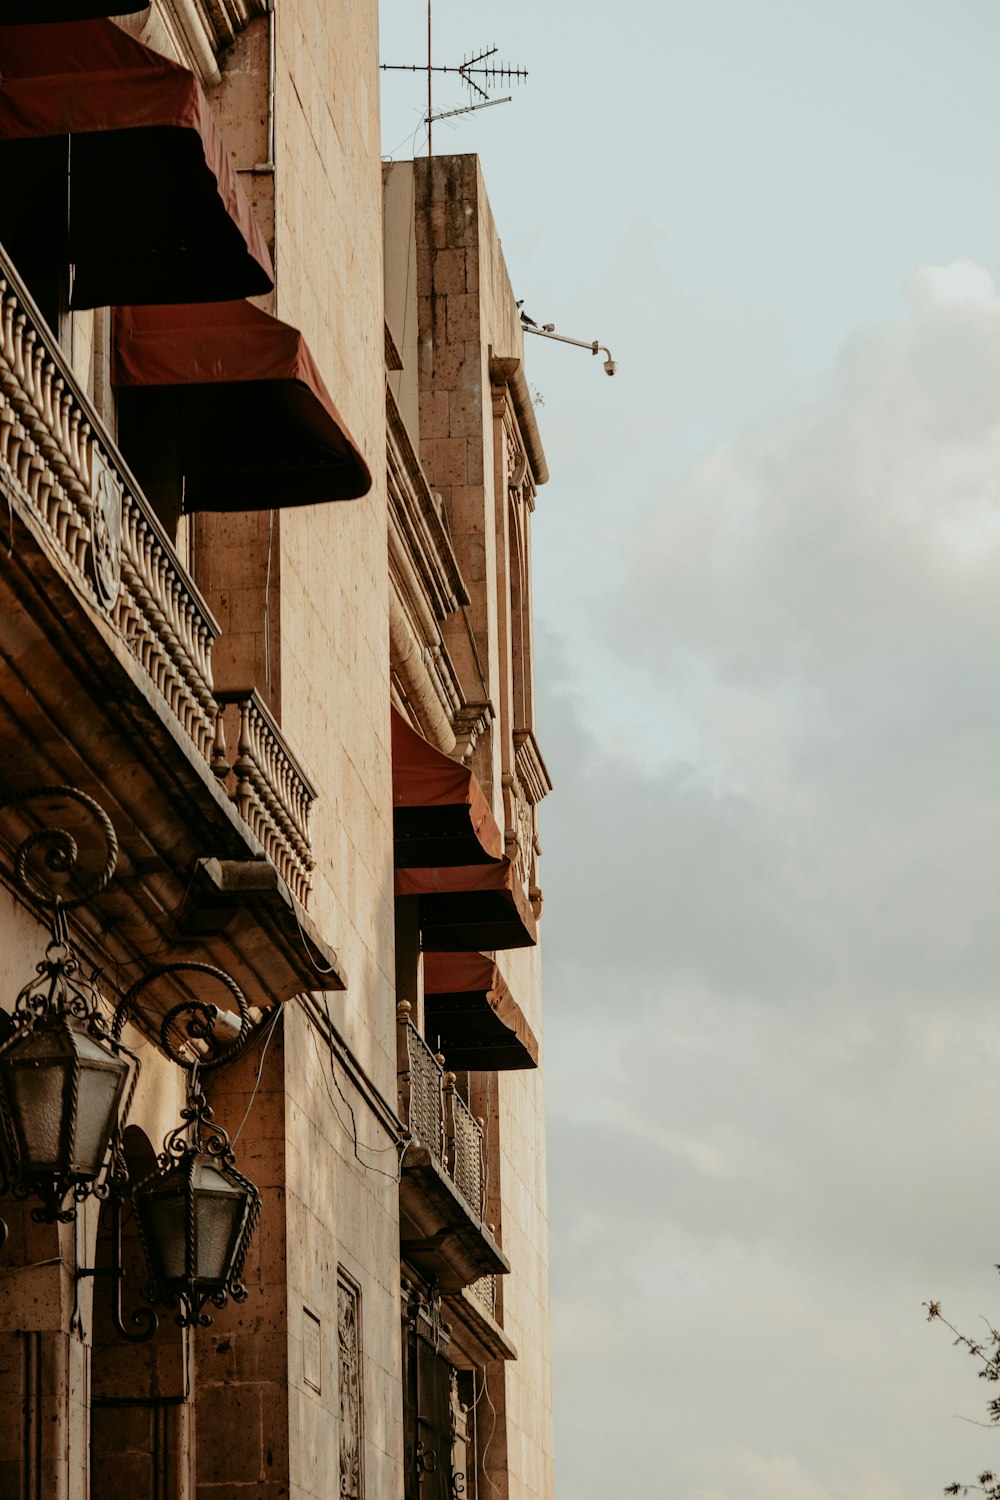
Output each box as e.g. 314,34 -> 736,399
0,7 -> 554,1500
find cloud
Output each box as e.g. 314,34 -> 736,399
538,264 -> 1000,1500
908,258 -> 998,307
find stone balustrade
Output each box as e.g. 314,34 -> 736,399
0,245 -> 317,902
212,690 -> 316,905
0,256 -> 220,766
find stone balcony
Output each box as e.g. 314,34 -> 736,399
396,1002 -> 510,1293
0,242 -> 344,1015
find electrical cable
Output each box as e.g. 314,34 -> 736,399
308,995 -> 408,1182
231,1003 -> 284,1147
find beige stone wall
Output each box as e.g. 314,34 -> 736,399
264,18 -> 403,1490
410,154 -> 556,1500
176,5 -> 403,1497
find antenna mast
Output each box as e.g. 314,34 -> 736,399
382,14 -> 528,156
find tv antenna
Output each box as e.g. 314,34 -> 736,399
381,4 -> 527,156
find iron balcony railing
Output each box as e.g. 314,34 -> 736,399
0,243 -> 315,902
396,1002 -> 486,1220
466,1274 -> 497,1318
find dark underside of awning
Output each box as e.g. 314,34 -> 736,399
112,302 -> 372,509
0,3 -> 149,20
0,21 -> 273,308
391,711 -> 536,952
423,953 -> 539,1072
395,861 -> 537,953
392,709 -> 502,866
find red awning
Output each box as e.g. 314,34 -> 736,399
112,302 -> 372,509
395,860 -> 537,952
392,709 -> 502,866
0,4 -> 148,20
0,21 -> 273,308
391,711 -> 536,951
424,953 -> 539,1072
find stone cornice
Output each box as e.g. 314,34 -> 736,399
514,728 -> 553,805
489,354 -> 549,488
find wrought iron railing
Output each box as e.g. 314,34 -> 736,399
0,243 -> 317,900
466,1274 -> 497,1318
212,691 -> 316,904
396,1004 -> 488,1224
397,1003 -> 445,1162
444,1074 -> 484,1217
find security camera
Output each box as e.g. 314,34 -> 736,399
603,358 -> 616,376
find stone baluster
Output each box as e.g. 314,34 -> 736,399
29,341 -> 45,422
20,329 -> 36,412
39,355 -> 54,433
211,704 -> 230,780
11,311 -> 26,394
77,421 -> 91,496
232,699 -> 255,829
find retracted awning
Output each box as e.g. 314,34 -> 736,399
395,858 -> 537,952
424,953 -> 539,1072
0,4 -> 148,20
392,708 -> 502,866
0,21 -> 273,308
392,710 -> 537,951
112,302 -> 372,509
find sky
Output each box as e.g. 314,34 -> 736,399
379,4 -> 1000,1497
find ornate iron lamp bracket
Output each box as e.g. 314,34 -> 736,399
0,787 -> 139,1225
111,964 -> 261,1329
0,788 -> 265,1341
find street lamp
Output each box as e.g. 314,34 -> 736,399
0,787 -> 139,1223
0,788 -> 264,1338
114,964 -> 261,1328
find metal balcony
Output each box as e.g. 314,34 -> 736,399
396,1003 -> 509,1292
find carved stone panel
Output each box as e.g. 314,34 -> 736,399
89,446 -> 122,611
338,1270 -> 364,1500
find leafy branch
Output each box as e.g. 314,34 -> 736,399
926,1289 -> 1000,1498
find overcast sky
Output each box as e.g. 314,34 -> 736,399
379,5 -> 1000,1496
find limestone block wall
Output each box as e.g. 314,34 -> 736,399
410,155 -> 556,1500
178,4 -> 403,1497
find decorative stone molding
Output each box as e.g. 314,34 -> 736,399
488,354 -> 548,489
501,734 -> 551,901
388,384 -> 499,761
452,701 -> 494,762
143,0 -> 267,84
514,728 -> 552,808
337,1270 -> 364,1500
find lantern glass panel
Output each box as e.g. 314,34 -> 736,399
143,1186 -> 189,1284
2,1034 -> 71,1172
70,1028 -> 128,1177
191,1158 -> 247,1285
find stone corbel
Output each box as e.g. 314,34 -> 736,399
452,701 -> 494,762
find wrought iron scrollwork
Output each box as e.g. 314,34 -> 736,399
113,967 -> 261,1329
1,784 -> 118,918
0,786 -> 139,1225
0,786 -> 265,1339
114,961 -> 253,1075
